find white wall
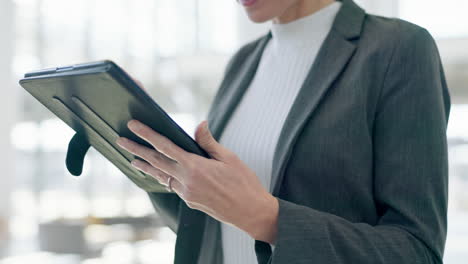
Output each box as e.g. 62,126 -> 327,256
0,0 -> 15,222
235,6 -> 269,45
355,0 -> 399,17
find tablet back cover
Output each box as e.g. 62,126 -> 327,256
19,61 -> 210,193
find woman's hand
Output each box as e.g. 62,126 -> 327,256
116,119 -> 279,244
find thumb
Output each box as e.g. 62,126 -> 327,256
195,120 -> 229,161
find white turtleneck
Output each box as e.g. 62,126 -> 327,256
218,2 -> 342,263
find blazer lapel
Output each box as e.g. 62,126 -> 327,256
270,0 -> 366,195
209,35 -> 271,141
270,32 -> 357,195
206,0 -> 366,195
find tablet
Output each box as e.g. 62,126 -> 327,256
19,60 -> 210,193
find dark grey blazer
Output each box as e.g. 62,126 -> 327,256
148,0 -> 451,263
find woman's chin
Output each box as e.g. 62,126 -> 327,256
244,10 -> 273,23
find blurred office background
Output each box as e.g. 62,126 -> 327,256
0,0 -> 467,263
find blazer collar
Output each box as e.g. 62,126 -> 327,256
334,0 -> 366,39
209,0 -> 366,196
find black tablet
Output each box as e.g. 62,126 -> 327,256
19,60 -> 210,193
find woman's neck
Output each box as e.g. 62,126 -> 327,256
273,0 -> 337,24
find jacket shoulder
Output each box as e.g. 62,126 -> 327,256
362,14 -> 438,51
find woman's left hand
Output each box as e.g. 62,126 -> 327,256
116,119 -> 279,244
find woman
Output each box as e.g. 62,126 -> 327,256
116,0 -> 451,263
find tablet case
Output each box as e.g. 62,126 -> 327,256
19,60 -> 210,193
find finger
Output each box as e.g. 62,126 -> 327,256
132,159 -> 184,196
168,177 -> 184,196
116,137 -> 182,180
127,119 -> 188,164
131,159 -> 171,186
134,79 -> 145,90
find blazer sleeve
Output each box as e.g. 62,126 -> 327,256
257,27 -> 450,264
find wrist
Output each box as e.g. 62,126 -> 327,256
244,192 -> 279,244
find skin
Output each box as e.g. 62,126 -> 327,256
117,0 -> 337,244
240,0 -> 336,24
